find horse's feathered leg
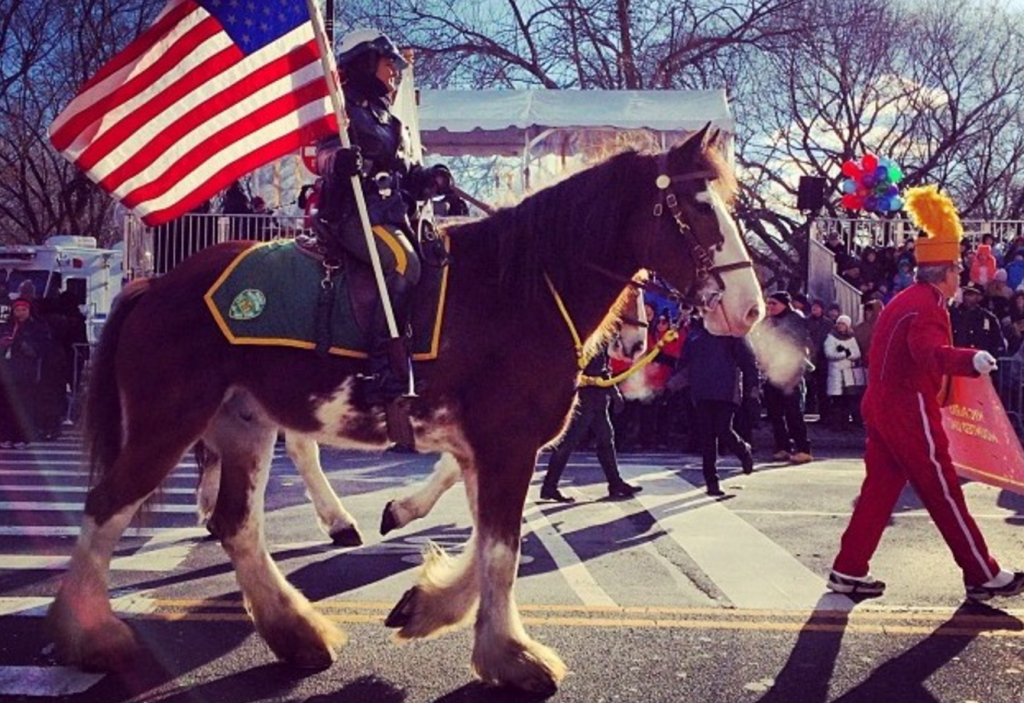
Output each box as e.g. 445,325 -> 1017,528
380,452 -> 461,535
48,429 -> 202,671
470,445 -> 566,693
285,432 -> 362,546
47,499 -> 146,671
387,459 -> 480,636
207,391 -> 344,668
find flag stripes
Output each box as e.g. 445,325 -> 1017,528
49,0 -> 336,226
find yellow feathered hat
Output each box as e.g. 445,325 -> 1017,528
903,185 -> 962,265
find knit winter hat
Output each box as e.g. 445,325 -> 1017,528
12,299 -> 30,311
904,185 -> 962,265
836,314 -> 852,326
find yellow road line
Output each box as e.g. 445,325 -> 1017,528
133,599 -> 1024,637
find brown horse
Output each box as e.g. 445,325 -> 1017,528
48,130 -> 763,693
192,285 -> 650,544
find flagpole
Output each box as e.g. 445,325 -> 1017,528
303,0 -> 400,340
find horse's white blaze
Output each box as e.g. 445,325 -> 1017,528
696,188 -> 764,336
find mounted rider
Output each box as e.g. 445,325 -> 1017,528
314,29 -> 456,402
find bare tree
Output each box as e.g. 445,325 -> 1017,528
0,0 -> 156,244
5,0 -> 1024,259
734,0 -> 1024,281
339,0 -> 814,89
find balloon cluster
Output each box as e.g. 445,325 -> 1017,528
840,154 -> 904,214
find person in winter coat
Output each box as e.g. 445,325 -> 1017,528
970,243 -> 998,286
804,300 -> 833,416
985,268 -> 1013,322
892,259 -> 915,295
1005,252 -> 1024,291
540,347 -> 642,502
678,317 -> 757,496
0,300 -> 51,447
853,298 -> 883,367
823,315 -> 864,429
951,283 -> 1007,359
761,291 -> 813,464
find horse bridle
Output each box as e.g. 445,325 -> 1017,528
649,153 -> 754,310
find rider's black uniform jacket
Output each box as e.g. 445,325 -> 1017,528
315,83 -> 436,236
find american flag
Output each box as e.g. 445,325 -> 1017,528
49,0 -> 337,226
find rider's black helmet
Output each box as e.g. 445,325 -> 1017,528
336,29 -> 409,72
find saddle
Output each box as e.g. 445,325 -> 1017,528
204,238 -> 449,361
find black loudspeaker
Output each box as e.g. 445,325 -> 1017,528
797,176 -> 827,211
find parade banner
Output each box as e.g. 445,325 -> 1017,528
943,376 -> 1024,495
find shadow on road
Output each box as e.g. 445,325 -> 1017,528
756,598 -> 1023,703
431,680 -> 554,703
832,602 -> 1022,703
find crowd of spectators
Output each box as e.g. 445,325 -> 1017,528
600,229 -> 1024,465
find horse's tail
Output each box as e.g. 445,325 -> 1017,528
84,279 -> 150,484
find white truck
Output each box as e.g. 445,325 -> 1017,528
0,235 -> 123,344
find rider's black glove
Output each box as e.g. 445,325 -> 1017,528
332,146 -> 363,179
430,164 -> 454,195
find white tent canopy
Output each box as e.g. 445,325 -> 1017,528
416,89 -> 735,158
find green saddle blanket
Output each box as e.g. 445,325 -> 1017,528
204,239 -> 448,360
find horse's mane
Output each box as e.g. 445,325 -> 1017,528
448,150 -> 651,302
447,141 -> 733,308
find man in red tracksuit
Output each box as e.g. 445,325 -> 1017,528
828,185 -> 1024,601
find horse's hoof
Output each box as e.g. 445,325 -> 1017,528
330,526 -> 363,547
286,643 -> 337,670
380,501 -> 399,535
384,587 -> 417,628
78,621 -> 139,673
472,639 -> 566,695
53,618 -> 138,672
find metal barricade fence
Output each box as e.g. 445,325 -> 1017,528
124,212 -> 312,278
996,356 -> 1024,438
65,342 -> 94,426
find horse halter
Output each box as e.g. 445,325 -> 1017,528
651,153 -> 753,310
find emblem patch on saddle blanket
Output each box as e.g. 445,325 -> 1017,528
204,239 -> 449,359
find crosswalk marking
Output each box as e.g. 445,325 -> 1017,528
0,484 -> 196,495
0,501 -> 197,513
0,666 -> 104,696
0,525 -> 199,538
1,527 -> 206,572
524,503 -> 617,607
621,465 -> 839,611
0,437 -> 852,613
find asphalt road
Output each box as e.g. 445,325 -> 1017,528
1,424 -> 1023,703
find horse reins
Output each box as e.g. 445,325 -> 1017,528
543,272 -> 676,389
547,151 -> 755,387
652,153 -> 753,310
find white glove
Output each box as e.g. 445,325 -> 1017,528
973,351 -> 998,375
